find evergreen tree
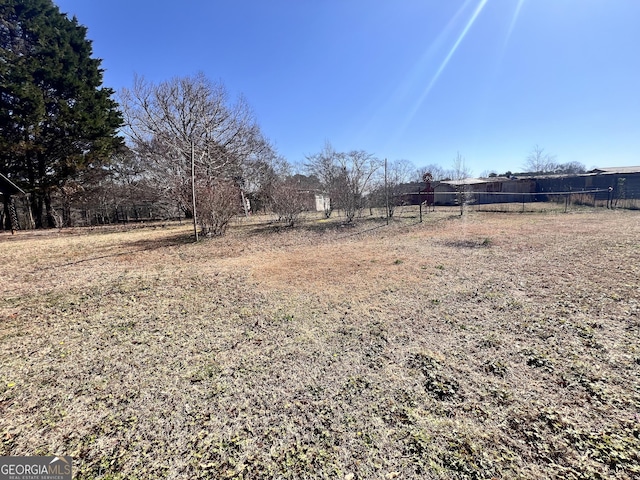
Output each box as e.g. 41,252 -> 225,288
0,0 -> 122,227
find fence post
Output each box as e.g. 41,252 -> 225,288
191,138 -> 198,242
384,158 -> 389,225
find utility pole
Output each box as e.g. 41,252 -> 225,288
384,158 -> 389,225
191,138 -> 198,242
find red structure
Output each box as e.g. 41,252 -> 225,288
422,172 -> 434,209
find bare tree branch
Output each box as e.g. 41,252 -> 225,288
305,142 -> 381,222
523,145 -> 558,173
119,73 -> 272,234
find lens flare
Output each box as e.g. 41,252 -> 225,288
385,0 -> 490,146
502,0 -> 526,55
408,0 -> 489,121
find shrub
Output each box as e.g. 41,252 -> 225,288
194,179 -> 241,236
269,178 -> 310,227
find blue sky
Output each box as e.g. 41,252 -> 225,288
53,0 -> 640,175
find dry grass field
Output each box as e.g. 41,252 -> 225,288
1,208 -> 639,479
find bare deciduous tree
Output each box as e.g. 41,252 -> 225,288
306,142 -> 381,223
120,73 -> 272,235
452,152 -> 474,216
195,179 -> 241,236
304,141 -> 340,218
480,170 -> 497,178
524,145 -> 558,173
238,153 -> 289,213
339,150 -> 382,222
371,159 -> 415,217
269,177 -> 310,227
416,164 -> 450,182
57,146 -> 172,226
555,161 -> 586,174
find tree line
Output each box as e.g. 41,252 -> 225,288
1,0 -> 122,228
1,0 -> 587,234
0,0 -> 416,233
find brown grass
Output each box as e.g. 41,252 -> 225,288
1,209 -> 639,479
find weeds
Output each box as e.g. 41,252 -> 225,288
483,359 -> 508,377
409,352 -> 462,401
521,349 -> 555,372
1,210 -> 639,478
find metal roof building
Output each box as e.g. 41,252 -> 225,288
588,166 -> 640,175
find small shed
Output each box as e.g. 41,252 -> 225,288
314,193 -> 330,212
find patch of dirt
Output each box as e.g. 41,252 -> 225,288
1,209 -> 639,479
